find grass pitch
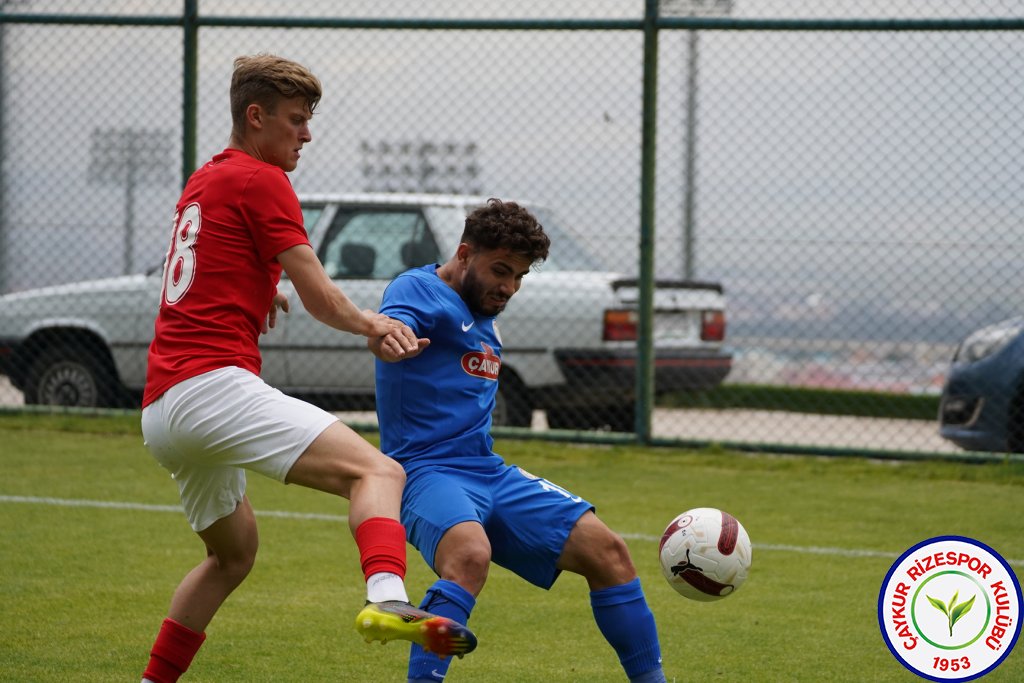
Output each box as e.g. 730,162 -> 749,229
0,413 -> 1022,682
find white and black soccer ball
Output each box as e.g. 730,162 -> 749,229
658,507 -> 752,601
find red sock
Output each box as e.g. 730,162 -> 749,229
142,617 -> 206,683
354,517 -> 407,580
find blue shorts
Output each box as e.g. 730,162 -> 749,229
400,463 -> 594,589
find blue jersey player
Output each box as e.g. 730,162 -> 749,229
370,199 -> 666,682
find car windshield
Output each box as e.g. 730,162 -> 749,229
527,206 -> 604,272
426,204 -> 604,272
301,205 -> 324,231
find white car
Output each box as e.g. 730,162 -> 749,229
0,193 -> 732,431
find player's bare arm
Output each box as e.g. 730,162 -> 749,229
274,244 -> 396,337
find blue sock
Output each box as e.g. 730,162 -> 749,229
590,578 -> 666,682
407,579 -> 476,683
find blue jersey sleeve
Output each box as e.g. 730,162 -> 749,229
379,270 -> 440,337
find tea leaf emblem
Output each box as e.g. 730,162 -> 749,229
927,590 -> 976,637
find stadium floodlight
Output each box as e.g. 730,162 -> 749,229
360,138 -> 482,195
88,127 -> 174,275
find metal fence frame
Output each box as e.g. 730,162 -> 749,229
3,1 -> 1022,460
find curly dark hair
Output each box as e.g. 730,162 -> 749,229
461,198 -> 550,264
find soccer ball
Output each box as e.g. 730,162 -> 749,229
658,507 -> 752,601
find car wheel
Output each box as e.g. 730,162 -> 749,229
547,402 -> 636,432
24,346 -> 120,408
493,370 -> 532,427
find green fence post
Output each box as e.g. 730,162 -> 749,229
636,0 -> 659,443
182,0 -> 198,186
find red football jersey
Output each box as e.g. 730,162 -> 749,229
143,149 -> 311,406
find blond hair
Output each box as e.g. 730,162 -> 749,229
230,54 -> 322,135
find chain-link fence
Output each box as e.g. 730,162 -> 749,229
1,1 -> 1022,458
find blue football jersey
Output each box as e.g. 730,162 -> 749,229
376,265 -> 505,472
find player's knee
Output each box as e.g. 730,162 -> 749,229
582,530 -> 636,585
605,532 -> 636,574
317,452 -> 405,501
371,453 -> 406,487
213,544 -> 257,586
444,552 -> 490,592
437,536 -> 491,588
387,455 -> 406,483
458,546 -> 491,581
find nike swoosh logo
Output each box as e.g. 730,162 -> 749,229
461,321 -> 474,332
431,670 -> 445,679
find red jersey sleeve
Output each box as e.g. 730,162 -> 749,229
239,166 -> 312,262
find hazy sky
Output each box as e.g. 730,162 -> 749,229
2,1 -> 1021,343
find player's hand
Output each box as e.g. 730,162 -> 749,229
262,292 -> 290,334
374,331 -> 431,362
361,310 -> 410,341
362,310 -> 429,360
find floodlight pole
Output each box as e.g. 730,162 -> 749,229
123,135 -> 138,274
88,127 -> 173,275
682,27 -> 698,280
661,0 -> 734,280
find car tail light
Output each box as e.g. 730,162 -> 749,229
603,310 -> 638,341
701,310 -> 726,341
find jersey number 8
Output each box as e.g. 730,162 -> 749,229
163,202 -> 201,306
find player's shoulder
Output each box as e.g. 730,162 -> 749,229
244,159 -> 292,189
191,150 -> 286,191
211,149 -> 290,184
383,265 -> 443,308
392,264 -> 439,290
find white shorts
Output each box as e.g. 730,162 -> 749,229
141,366 -> 338,532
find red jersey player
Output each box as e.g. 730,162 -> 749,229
138,55 -> 472,683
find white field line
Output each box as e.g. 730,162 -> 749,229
3,494 -> 1022,568
0,494 -> 346,523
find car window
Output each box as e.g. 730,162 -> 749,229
277,206 -> 325,281
317,209 -> 440,279
301,206 -> 324,232
527,207 -> 604,272
428,203 -> 604,272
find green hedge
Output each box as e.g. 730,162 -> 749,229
658,383 -> 940,421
